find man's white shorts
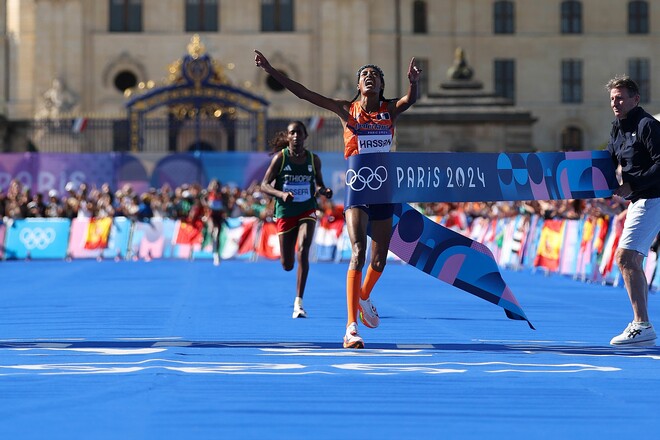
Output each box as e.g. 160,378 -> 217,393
619,197 -> 660,256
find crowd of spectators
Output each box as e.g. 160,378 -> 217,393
414,197 -> 629,224
0,177 -> 629,226
0,178 -> 273,223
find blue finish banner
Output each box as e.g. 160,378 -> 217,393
389,203 -> 533,328
345,151 -> 618,206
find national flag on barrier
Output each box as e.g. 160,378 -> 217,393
534,219 -> 564,272
600,216 -> 624,278
72,117 -> 88,133
467,217 -> 489,243
237,217 -> 259,256
135,219 -> 166,260
200,224 -> 214,251
559,220 -> 580,275
513,216 -> 530,262
499,216 -> 528,268
308,116 -> 324,132
584,217 -> 609,282
173,220 -> 203,246
256,221 -> 280,260
497,217 -> 516,267
480,218 -> 498,254
218,217 -> 257,259
492,218 -> 508,262
594,217 -> 609,256
580,217 -> 596,252
84,217 -> 113,249
521,216 -> 543,268
444,210 -> 468,233
576,217 -> 595,277
314,217 -> 345,261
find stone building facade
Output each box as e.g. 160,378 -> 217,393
1,0 -> 658,152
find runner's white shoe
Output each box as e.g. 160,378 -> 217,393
359,298 -> 380,328
610,322 -> 657,346
292,305 -> 307,319
343,322 -> 364,349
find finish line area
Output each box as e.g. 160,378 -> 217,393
1,260 -> 659,439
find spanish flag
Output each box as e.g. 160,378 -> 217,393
84,217 -> 113,249
534,219 -> 565,272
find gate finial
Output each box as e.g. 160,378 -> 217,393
187,34 -> 206,60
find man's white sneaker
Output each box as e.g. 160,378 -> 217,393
358,298 -> 380,328
610,322 -> 657,346
292,305 -> 307,319
343,322 -> 364,349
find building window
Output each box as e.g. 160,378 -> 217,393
560,1 -> 582,34
186,0 -> 219,32
415,58 -> 429,96
109,0 -> 142,32
493,1 -> 515,34
261,0 -> 294,32
561,59 -> 582,103
494,59 -> 515,101
561,126 -> 583,151
114,71 -> 138,93
629,58 -> 650,103
628,1 -> 649,34
413,1 -> 427,34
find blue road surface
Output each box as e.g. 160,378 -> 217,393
1,259 -> 659,439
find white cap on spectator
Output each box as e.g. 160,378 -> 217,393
48,189 -> 59,198
65,182 -> 75,192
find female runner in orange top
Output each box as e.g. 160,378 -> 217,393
255,49 -> 421,348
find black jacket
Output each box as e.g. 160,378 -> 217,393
607,106 -> 660,201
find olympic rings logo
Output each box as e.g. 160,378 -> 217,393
345,166 -> 388,191
19,227 -> 57,250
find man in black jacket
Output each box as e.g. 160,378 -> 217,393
606,75 -> 660,346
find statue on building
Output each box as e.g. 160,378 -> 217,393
35,78 -> 78,121
447,47 -> 474,81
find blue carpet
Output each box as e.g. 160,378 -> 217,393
1,260 -> 659,439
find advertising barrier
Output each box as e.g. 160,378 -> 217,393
0,152 -> 349,205
3,218 -> 71,259
1,214 -> 658,291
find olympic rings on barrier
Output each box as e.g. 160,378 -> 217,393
345,166 -> 388,191
19,227 -> 57,250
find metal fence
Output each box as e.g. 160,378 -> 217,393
21,117 -> 345,154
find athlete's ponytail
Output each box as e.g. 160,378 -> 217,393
268,131 -> 288,155
268,120 -> 309,155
